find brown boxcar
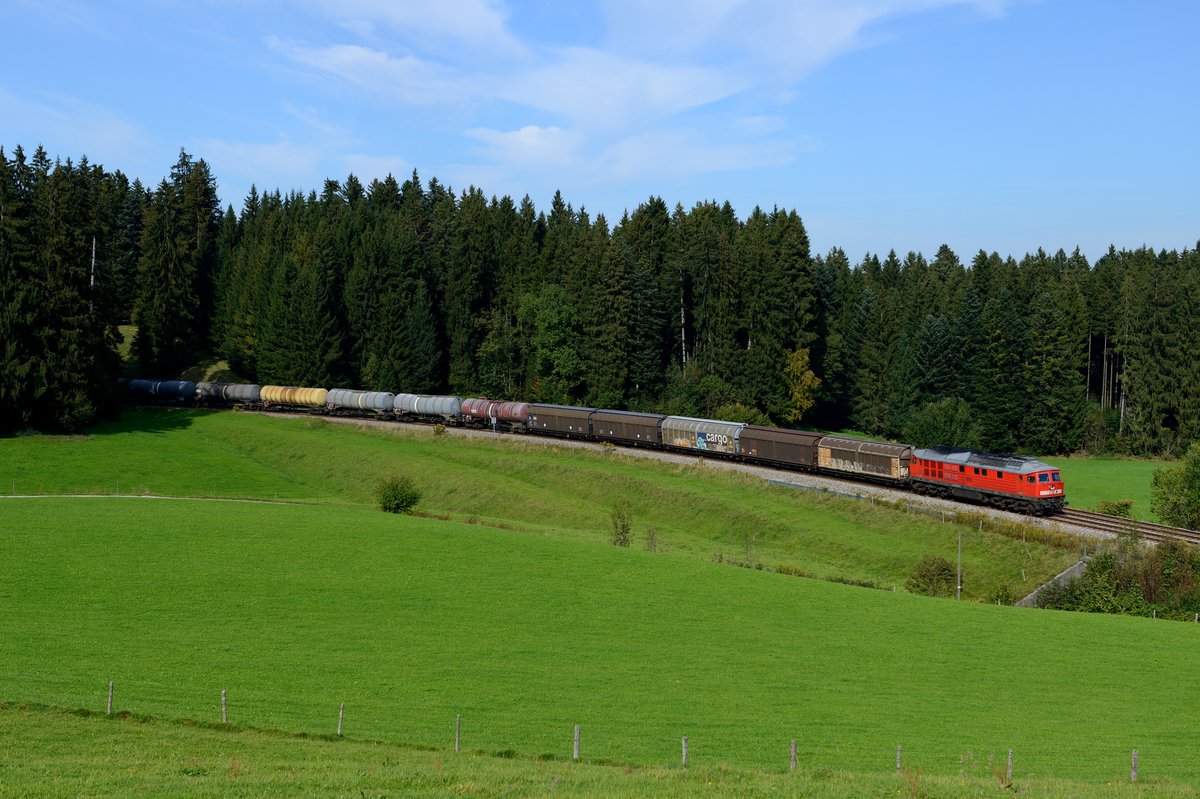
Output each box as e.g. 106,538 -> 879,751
590,410 -> 664,446
527,404 -> 594,437
738,426 -> 822,469
816,436 -> 912,481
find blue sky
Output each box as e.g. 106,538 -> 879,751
4,0 -> 1197,261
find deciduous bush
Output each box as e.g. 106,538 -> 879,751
905,554 -> 956,597
376,475 -> 421,514
1097,499 -> 1134,518
610,505 -> 631,547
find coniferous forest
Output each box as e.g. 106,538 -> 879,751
2,144 -> 1198,457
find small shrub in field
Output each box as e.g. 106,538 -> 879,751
376,475 -> 421,514
1098,499 -> 1134,518
987,584 -> 1016,605
906,554 -> 956,597
644,527 -> 659,552
433,424 -> 446,437
611,505 -> 631,547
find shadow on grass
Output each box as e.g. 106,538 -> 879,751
84,406 -> 213,437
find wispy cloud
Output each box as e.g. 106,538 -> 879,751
0,87 -> 152,169
270,0 -> 1015,194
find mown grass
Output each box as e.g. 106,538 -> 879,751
0,408 -> 1077,598
1053,455 -> 1168,521
1,703 -> 1188,799
2,497 -> 1200,786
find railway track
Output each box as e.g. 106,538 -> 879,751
1057,508 -> 1200,545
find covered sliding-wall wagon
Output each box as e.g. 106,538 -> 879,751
817,436 -> 912,481
589,410 -> 664,446
527,404 -> 594,437
660,416 -> 743,455
738,426 -> 822,468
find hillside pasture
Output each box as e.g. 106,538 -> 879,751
0,408 -> 1078,598
2,496 -> 1200,785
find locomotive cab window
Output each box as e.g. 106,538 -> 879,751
959,465 -> 965,472
1038,473 -> 1049,483
1027,475 -> 1035,483
1052,471 -> 1061,481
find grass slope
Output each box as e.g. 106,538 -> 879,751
1,408 -> 1076,598
2,497 -> 1200,786
1,704 -> 1187,799
1054,455 -> 1168,521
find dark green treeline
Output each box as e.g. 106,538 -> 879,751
3,145 -> 1198,457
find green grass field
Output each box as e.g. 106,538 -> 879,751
1,704 -> 1188,799
1053,455 -> 1170,521
3,409 -> 1195,794
3,494 -> 1200,786
1,408 -> 1078,598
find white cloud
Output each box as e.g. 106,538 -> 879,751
301,0 -> 525,59
500,47 -> 745,130
466,125 -> 580,168
270,39 -> 468,107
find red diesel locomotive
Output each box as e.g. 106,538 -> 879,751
909,447 -> 1065,514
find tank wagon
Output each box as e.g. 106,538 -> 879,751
327,388 -> 395,413
260,385 -> 328,408
394,393 -> 462,419
127,379 -> 197,404
197,381 -> 261,403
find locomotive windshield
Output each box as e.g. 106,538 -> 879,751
1052,471 -> 1061,481
1038,473 -> 1049,483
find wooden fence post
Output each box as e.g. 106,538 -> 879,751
1131,749 -> 1138,782
337,702 -> 345,737
573,724 -> 580,760
107,680 -> 113,715
682,735 -> 688,767
790,739 -> 797,771
221,689 -> 227,724
896,745 -> 902,772
455,714 -> 461,752
1006,749 -> 1013,784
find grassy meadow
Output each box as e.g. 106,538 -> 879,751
2,704 -> 1191,799
1053,455 -> 1169,521
3,408 -> 1196,794
1,408 -> 1078,597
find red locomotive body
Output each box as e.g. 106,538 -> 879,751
910,447 -> 1065,515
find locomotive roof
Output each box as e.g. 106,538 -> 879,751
912,446 -> 1057,475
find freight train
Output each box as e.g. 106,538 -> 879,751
124,378 -> 1067,515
